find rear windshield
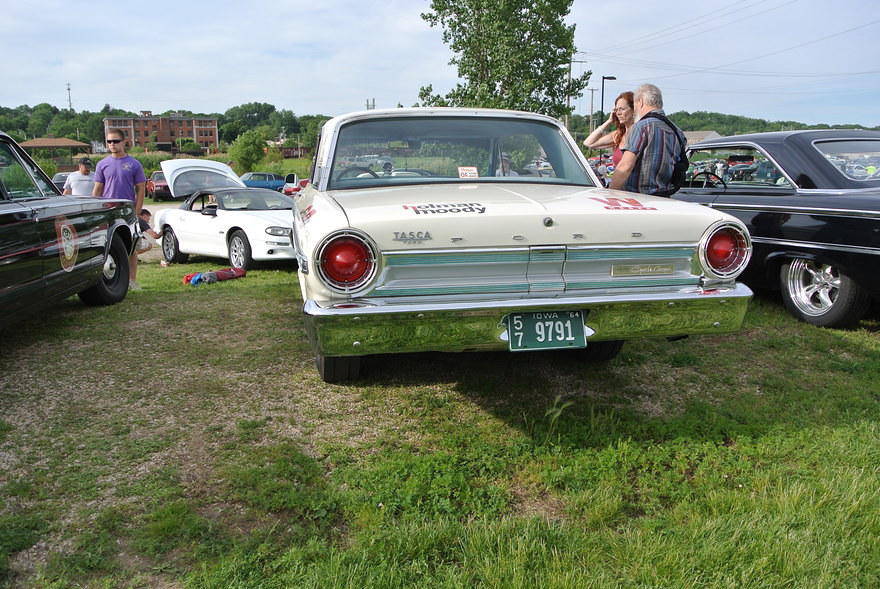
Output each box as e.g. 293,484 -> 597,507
813,140 -> 880,183
328,116 -> 593,190
172,169 -> 242,196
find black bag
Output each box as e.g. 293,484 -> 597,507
640,111 -> 689,195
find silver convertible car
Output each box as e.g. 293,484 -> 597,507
293,108 -> 754,382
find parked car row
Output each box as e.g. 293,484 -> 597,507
7,115 -> 878,384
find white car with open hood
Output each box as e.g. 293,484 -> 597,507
295,108 -> 753,382
154,159 -> 296,270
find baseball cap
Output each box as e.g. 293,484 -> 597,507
79,157 -> 93,166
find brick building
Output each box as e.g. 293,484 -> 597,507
102,111 -> 219,152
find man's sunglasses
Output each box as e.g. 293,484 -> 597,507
106,139 -> 123,144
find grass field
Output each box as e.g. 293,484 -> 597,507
1,258 -> 879,588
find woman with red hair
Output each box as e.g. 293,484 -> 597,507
582,91 -> 635,168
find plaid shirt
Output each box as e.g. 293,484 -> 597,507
622,110 -> 686,195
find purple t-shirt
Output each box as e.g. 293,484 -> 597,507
94,155 -> 146,200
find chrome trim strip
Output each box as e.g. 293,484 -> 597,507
567,247 -> 695,261
385,246 -> 531,256
566,278 -> 699,289
374,283 -> 529,296
751,236 -> 880,256
305,283 -> 749,317
303,283 -> 753,356
385,251 -> 530,266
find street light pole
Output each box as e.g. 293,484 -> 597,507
587,88 -> 597,134
600,75 -> 617,121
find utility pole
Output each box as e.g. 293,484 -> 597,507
66,82 -> 72,110
366,98 -> 376,110
587,88 -> 597,134
565,59 -> 588,129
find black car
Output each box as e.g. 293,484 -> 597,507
675,129 -> 880,327
51,172 -> 69,191
0,132 -> 137,327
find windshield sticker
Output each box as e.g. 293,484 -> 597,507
590,197 -> 657,211
54,216 -> 79,272
403,203 -> 486,215
458,166 -> 479,178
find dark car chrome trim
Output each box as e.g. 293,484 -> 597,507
713,203 -> 880,219
750,237 -> 880,257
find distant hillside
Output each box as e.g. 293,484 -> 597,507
668,111 -> 880,136
569,111 -> 879,141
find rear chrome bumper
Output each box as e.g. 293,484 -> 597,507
303,283 -> 753,357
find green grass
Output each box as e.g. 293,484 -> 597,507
1,261 -> 879,587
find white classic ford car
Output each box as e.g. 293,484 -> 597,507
294,108 -> 753,382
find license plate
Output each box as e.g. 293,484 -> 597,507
506,311 -> 587,351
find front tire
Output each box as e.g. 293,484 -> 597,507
228,230 -> 253,270
162,227 -> 189,264
78,233 -> 129,306
316,355 -> 361,383
780,258 -> 870,327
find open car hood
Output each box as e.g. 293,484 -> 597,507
160,159 -> 246,198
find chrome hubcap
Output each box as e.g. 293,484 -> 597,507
102,253 -> 117,280
786,259 -> 840,316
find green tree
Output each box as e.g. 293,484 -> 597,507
27,103 -> 59,138
228,129 -> 267,174
419,0 -> 589,119
296,115 -> 332,149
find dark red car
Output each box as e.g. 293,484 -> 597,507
146,170 -> 172,200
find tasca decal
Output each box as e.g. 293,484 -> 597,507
393,231 -> 433,244
402,203 -> 486,215
54,216 -> 79,272
590,197 -> 657,211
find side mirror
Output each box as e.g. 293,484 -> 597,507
201,206 -> 217,217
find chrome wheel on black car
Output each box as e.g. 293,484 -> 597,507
780,258 -> 871,328
78,233 -> 129,305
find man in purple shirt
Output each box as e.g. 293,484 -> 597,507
93,128 -> 147,290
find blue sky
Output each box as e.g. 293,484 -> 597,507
3,0 -> 879,126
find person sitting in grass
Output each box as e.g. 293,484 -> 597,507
136,208 -> 163,254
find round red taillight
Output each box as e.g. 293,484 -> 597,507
702,224 -> 750,278
707,230 -> 736,268
318,233 -> 376,291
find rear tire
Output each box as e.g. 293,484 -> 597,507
780,258 -> 870,327
162,227 -> 189,264
316,355 -> 361,383
78,233 -> 129,306
582,340 -> 624,362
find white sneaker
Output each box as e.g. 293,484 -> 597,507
128,280 -> 142,291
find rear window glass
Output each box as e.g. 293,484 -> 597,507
328,116 -> 593,190
814,140 -> 880,182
